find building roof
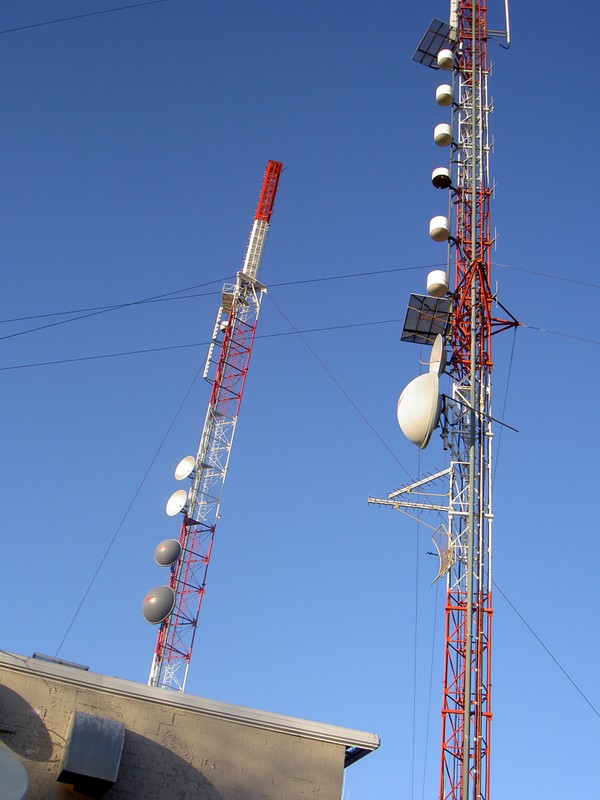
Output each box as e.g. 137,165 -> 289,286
0,651 -> 379,767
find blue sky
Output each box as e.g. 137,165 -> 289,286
1,1 -> 599,797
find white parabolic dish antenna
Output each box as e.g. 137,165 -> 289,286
429,334 -> 447,375
0,741 -> 28,800
174,455 -> 195,481
165,489 -> 187,517
397,372 -> 441,448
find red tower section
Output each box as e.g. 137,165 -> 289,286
144,161 -> 283,692
369,4 -> 516,799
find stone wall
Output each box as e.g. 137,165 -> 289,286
0,654 -> 377,800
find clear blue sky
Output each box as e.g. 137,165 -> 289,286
1,1 -> 599,797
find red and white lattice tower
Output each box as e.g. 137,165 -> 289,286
369,3 -> 515,799
144,161 -> 283,692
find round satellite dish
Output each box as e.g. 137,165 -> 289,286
432,167 -> 452,190
165,489 -> 187,517
0,741 -> 28,800
429,334 -> 447,375
397,372 -> 442,449
434,123 -> 452,147
429,216 -> 450,242
437,48 -> 454,70
141,585 -> 176,624
435,84 -> 453,106
174,455 -> 195,481
427,269 -> 449,297
154,538 -> 182,567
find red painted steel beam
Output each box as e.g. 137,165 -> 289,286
254,160 -> 283,222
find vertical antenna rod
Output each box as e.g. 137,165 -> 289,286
147,161 -> 283,692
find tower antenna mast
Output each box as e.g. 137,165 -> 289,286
143,161 -> 283,692
369,3 -> 516,798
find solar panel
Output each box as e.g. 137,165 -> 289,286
412,19 -> 452,69
401,294 -> 452,345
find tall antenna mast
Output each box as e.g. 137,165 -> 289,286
142,161 -> 283,692
369,3 -> 515,799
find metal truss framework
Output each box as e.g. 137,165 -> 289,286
442,5 -> 496,796
149,161 -> 283,692
371,3 -> 516,799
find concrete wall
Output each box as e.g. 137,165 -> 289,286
0,654 -> 377,800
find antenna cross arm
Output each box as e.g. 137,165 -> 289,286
367,497 -> 450,513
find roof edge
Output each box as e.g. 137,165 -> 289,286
0,651 -> 379,754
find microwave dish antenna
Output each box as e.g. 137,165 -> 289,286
397,372 -> 441,449
174,456 -> 195,481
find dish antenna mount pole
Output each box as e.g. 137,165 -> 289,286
144,161 -> 283,692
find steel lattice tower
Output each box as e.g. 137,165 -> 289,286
369,3 -> 515,799
441,4 -> 493,796
143,161 -> 283,692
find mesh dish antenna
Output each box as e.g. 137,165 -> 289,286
431,525 -> 453,583
141,585 -> 176,624
165,489 -> 187,517
174,455 -> 195,481
397,372 -> 441,448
